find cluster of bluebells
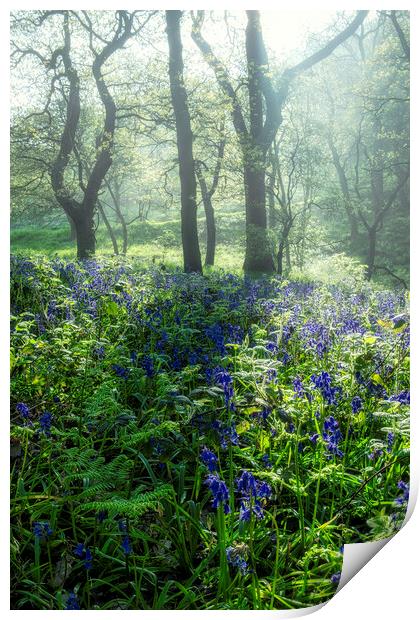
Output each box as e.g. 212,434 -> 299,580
205,474 -> 230,514
65,592 -> 80,610
236,471 -> 272,522
226,545 -> 249,575
311,372 -> 341,406
351,396 -> 363,414
395,481 -> 409,507
33,521 -> 53,540
389,390 -> 410,405
16,402 -> 30,419
39,411 -> 52,436
214,367 -> 235,410
200,447 -> 218,472
322,416 -> 343,458
212,420 -> 239,450
74,543 -> 93,570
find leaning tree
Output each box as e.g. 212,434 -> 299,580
12,10 -> 153,258
191,10 -> 368,273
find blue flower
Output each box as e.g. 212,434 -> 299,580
262,454 -> 272,469
236,471 -> 257,498
74,543 -> 92,569
112,364 -> 129,379
39,411 -> 52,436
205,474 -> 230,514
16,402 -> 30,418
121,535 -> 132,555
389,390 -> 410,405
351,396 -> 363,414
387,432 -> 395,453
141,355 -> 154,378
201,447 -> 218,472
33,521 -> 53,540
214,367 -> 234,409
395,481 -> 409,506
311,372 -> 341,405
292,376 -> 304,398
331,572 -> 341,584
65,592 -> 80,610
226,545 -> 248,575
322,416 -> 343,458
73,543 -> 85,558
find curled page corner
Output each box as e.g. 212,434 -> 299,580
336,537 -> 391,592
335,480 -> 417,595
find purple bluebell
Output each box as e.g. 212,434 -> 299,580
205,474 -> 230,514
351,396 -> 363,414
65,592 -> 80,610
16,402 -> 30,418
201,447 -> 218,472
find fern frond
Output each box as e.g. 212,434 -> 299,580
78,484 -> 173,518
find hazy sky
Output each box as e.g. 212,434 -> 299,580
261,10 -> 338,59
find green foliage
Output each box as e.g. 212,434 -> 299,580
10,256 -> 409,610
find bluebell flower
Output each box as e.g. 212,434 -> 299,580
309,433 -> 319,444
205,474 -> 230,513
331,572 -> 341,584
226,545 -> 249,575
33,521 -> 53,540
389,390 -> 410,405
322,416 -> 343,458
368,448 -> 383,461
214,367 -> 234,409
97,510 -> 108,523
387,432 -> 395,453
262,454 -> 272,469
65,592 -> 80,610
73,543 -> 85,558
236,471 -> 257,498
266,341 -> 278,354
351,396 -> 363,414
141,355 -> 154,378
212,420 -> 238,450
293,376 -> 304,398
16,402 -> 30,418
112,364 -> 129,379
201,447 -> 218,472
74,543 -> 92,569
39,411 -> 52,436
121,535 -> 132,555
93,345 -> 105,359
311,372 -> 341,405
395,481 -> 409,506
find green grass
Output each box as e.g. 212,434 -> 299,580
11,213 -> 247,271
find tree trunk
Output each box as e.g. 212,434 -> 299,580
73,211 -> 96,260
327,135 -> 359,251
196,168 -> 216,266
66,212 -> 77,241
277,239 -> 285,276
98,201 -> 119,255
243,161 -> 275,273
166,10 -> 202,274
366,228 -> 376,281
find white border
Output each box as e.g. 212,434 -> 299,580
2,3 -> 418,618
